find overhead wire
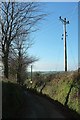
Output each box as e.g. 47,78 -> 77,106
35,4 -> 78,71
56,5 -> 78,71
67,5 -> 78,71
60,4 -> 78,71
67,37 -> 78,71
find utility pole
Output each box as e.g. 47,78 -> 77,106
59,16 -> 69,71
31,65 -> 32,82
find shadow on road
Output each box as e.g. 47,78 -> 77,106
2,81 -> 80,119
23,87 -> 80,119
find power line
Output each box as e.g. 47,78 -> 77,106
68,39 -> 78,70
59,16 -> 69,72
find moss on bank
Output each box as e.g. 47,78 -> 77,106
26,71 -> 80,114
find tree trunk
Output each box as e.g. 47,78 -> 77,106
2,42 -> 9,79
17,70 -> 21,84
17,50 -> 22,84
3,53 -> 9,79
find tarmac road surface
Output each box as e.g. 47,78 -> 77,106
16,90 -> 66,118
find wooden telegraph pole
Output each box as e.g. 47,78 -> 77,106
31,65 -> 32,82
59,16 -> 69,71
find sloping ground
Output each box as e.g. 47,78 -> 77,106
2,81 -> 65,118
27,71 -> 80,115
43,72 -> 80,114
2,80 -> 80,119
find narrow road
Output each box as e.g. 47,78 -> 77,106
16,90 -> 66,118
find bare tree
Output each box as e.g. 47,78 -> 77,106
0,2 -> 45,78
9,37 -> 38,84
